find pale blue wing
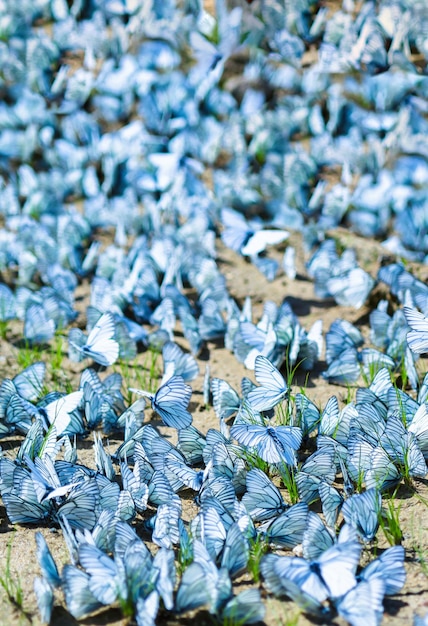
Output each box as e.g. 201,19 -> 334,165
220,521 -> 249,578
359,545 -> 405,596
242,468 -> 286,521
316,539 -> 362,599
152,380 -> 193,429
78,543 -> 119,605
35,532 -> 61,588
319,483 -> 344,529
34,576 -> 53,624
24,304 -> 55,344
247,356 -> 288,411
302,511 -> 335,560
341,488 -> 381,542
221,588 -> 265,624
161,341 -> 198,383
211,378 -> 241,421
404,307 -> 428,354
177,425 -> 206,465
62,565 -> 103,619
13,362 -> 46,401
335,578 -> 385,626
175,562 -> 214,613
261,502 -> 308,549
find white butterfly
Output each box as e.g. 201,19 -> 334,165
246,355 -> 288,412
241,230 -> 289,257
41,391 -> 83,436
69,312 -> 119,366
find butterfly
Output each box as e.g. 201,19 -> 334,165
39,390 -> 84,436
258,502 -> 309,549
0,283 -> 16,322
246,355 -> 289,412
161,341 -> 199,385
302,511 -> 337,560
34,575 -> 54,624
404,306 -> 428,354
335,578 -> 385,626
261,553 -> 330,617
36,532 -> 62,589
295,393 -> 321,438
262,531 -> 361,604
69,312 -> 119,366
151,500 -> 183,549
359,545 -> 406,596
341,488 -> 381,542
241,468 -> 288,522
296,449 -> 336,504
319,482 -> 344,529
230,423 -> 302,465
12,362 -> 46,401
130,376 -> 192,430
409,404 -> 428,459
177,425 -> 206,465
24,304 -> 56,344
325,319 -> 364,365
327,267 -> 375,309
220,207 -> 289,256
211,378 -> 241,422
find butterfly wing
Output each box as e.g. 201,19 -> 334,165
335,578 -> 385,626
152,376 -> 192,429
43,390 -> 83,436
359,545 -> 405,596
62,565 -> 103,619
341,488 -> 381,542
404,307 -> 428,354
13,362 -> 46,401
316,539 -> 362,599
83,312 -> 119,366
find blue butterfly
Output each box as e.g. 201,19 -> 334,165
296,449 -> 336,504
335,578 -> 385,626
358,545 -> 406,596
0,283 -> 16,322
230,423 -> 302,465
151,500 -> 182,549
341,488 -> 381,542
161,341 -> 199,384
24,304 -> 55,345
130,375 -> 192,430
242,468 -> 288,522
13,362 -> 46,401
318,482 -> 344,529
258,502 -> 309,549
220,522 -> 250,578
34,576 -> 54,624
211,377 -> 241,422
35,532 -> 61,588
270,536 -> 361,603
325,319 -> 364,365
62,565 -> 103,619
295,393 -> 320,438
177,425 -> 206,465
302,511 -> 336,560
261,553 -> 330,618
404,306 -> 428,354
